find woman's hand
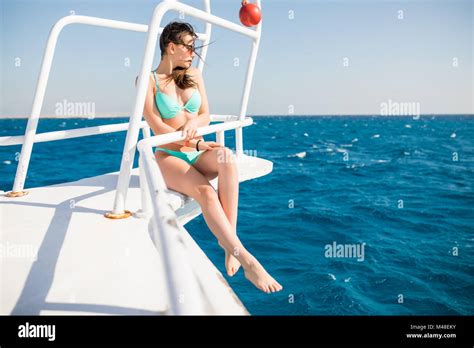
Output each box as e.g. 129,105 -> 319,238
181,118 -> 200,141
197,141 -> 224,151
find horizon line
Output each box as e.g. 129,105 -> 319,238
1,113 -> 474,119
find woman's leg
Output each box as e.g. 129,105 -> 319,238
156,152 -> 282,293
193,147 -> 241,276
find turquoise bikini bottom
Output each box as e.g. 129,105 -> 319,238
155,147 -> 204,165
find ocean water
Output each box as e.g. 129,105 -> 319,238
1,116 -> 473,315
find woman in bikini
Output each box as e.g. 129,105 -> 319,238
139,21 -> 282,294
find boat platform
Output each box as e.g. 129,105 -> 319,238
0,154 -> 272,315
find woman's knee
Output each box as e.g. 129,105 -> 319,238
194,185 -> 219,204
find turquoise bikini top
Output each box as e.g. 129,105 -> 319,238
153,71 -> 201,119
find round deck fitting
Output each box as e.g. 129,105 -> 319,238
104,210 -> 133,219
5,191 -> 29,198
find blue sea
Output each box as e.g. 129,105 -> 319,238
1,116 -> 473,315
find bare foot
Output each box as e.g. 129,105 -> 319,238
242,256 -> 283,294
219,241 -> 241,276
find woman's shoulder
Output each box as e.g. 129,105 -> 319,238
186,66 -> 202,79
186,67 -> 203,89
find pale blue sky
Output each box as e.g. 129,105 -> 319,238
0,0 -> 472,117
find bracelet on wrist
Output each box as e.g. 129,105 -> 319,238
196,139 -> 202,151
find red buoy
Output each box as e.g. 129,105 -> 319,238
239,0 -> 262,27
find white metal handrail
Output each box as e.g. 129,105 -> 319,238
137,117 -> 253,314
0,114 -> 236,147
142,117 -> 252,150
139,147 -> 206,314
140,148 -> 204,315
5,1 -> 210,195
5,0 -> 262,222
0,121 -> 150,146
111,0 -> 262,216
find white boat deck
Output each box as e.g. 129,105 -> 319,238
0,154 -> 272,315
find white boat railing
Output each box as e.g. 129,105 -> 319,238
1,0 -> 211,195
0,121 -> 149,146
3,0 -> 263,223
137,117 -> 253,314
0,114 -> 238,147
